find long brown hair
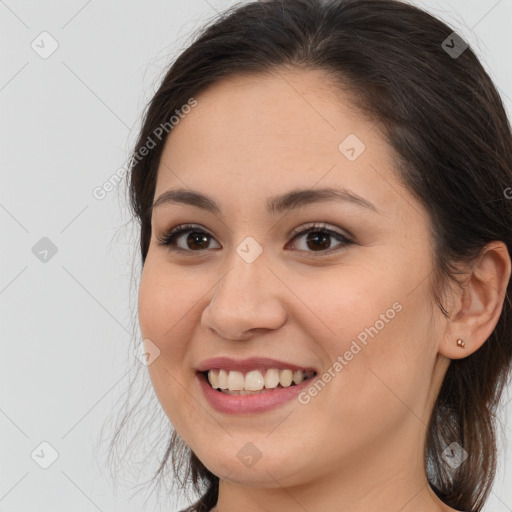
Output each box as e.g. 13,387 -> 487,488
115,1 -> 512,510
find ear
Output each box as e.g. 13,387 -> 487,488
439,241 -> 511,360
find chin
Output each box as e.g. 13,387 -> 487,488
195,445 -> 311,488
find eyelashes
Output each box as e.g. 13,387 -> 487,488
157,223 -> 220,252
288,223 -> 352,253
156,222 -> 354,256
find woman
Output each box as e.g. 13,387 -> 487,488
120,0 -> 512,510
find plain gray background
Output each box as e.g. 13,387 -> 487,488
1,0 -> 512,511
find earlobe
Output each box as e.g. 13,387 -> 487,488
439,241 -> 511,360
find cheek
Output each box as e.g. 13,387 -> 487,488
138,254 -> 203,342
289,265 -> 403,351
138,254 -> 171,339
138,256 -> 199,373
293,266 -> 433,417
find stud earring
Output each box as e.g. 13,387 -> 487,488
456,338 -> 465,348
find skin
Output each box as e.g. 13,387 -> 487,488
138,68 -> 511,512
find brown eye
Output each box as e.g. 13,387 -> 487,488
186,231 -> 211,250
157,224 -> 221,252
288,223 -> 352,254
304,231 -> 332,251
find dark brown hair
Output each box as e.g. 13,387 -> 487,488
121,1 -> 512,510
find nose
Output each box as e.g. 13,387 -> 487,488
200,251 -> 287,341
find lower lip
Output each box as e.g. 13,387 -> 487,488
197,372 -> 315,414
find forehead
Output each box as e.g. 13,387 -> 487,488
154,69 -> 414,220
164,69 -> 367,160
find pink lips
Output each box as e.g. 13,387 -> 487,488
196,357 -> 318,415
196,356 -> 317,373
197,372 -> 315,414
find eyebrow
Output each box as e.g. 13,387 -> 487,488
151,186 -> 378,215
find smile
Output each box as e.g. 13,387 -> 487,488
204,368 -> 317,395
196,356 -> 319,413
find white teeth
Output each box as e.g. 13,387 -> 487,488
206,368 -> 315,392
279,369 -> 293,387
292,370 -> 304,385
208,370 -> 219,389
218,369 -> 228,389
245,370 -> 265,391
264,368 -> 280,389
227,370 -> 244,390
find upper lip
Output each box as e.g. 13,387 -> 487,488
196,357 -> 318,374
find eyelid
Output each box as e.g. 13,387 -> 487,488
288,222 -> 352,241
166,223 -> 212,238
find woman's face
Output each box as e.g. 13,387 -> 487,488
138,69 -> 450,489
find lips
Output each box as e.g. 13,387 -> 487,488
196,356 -> 318,374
